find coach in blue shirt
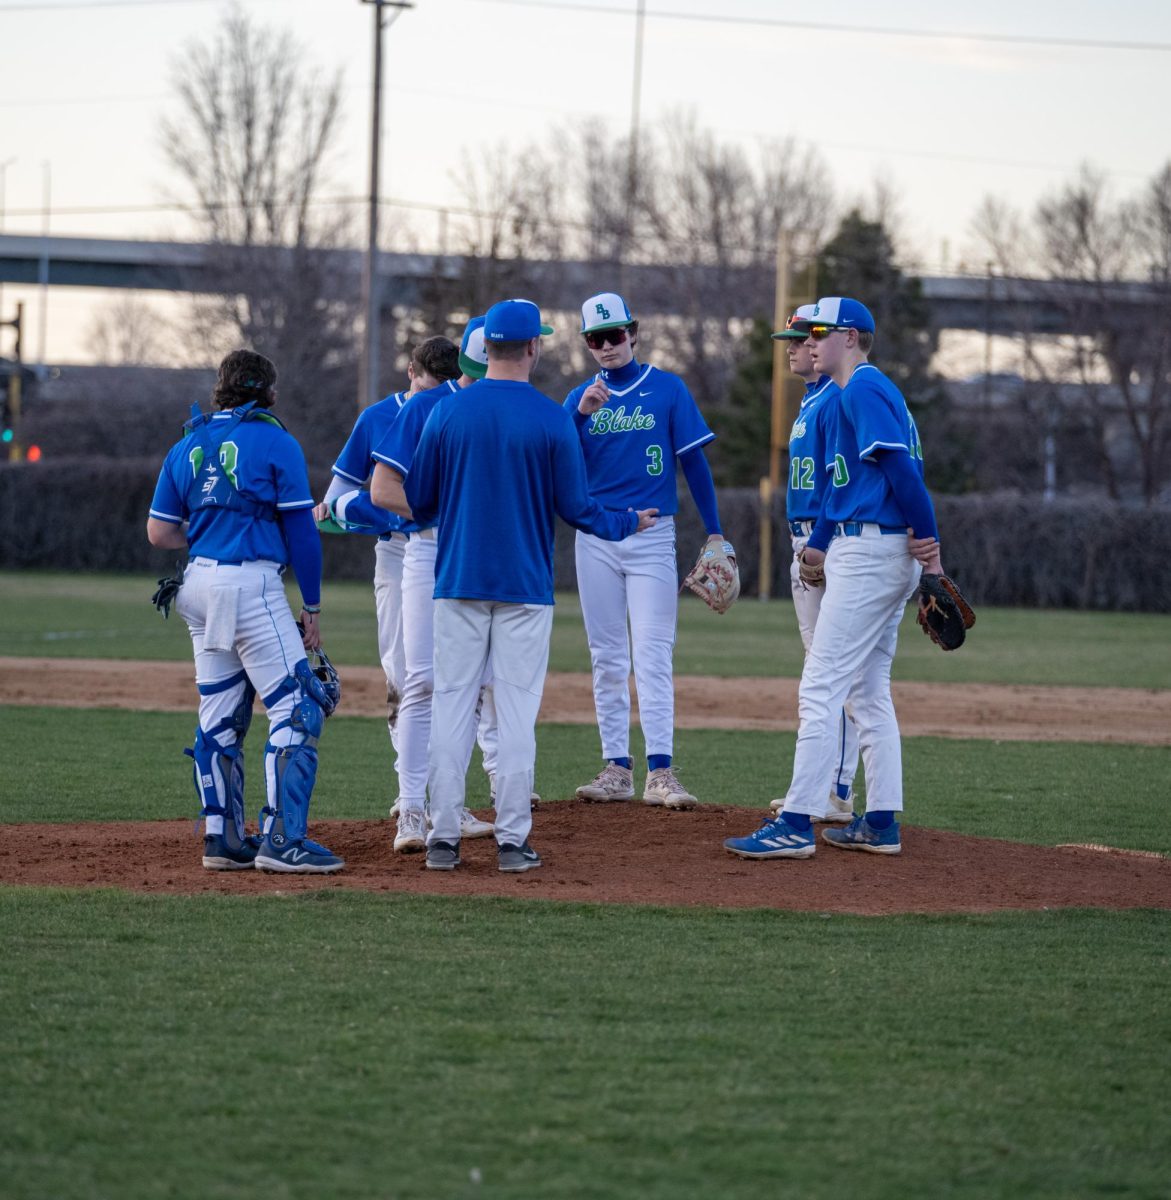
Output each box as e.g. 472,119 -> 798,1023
372,298 -> 658,873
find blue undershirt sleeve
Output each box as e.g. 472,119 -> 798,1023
280,506 -> 323,609
806,487 -> 836,553
336,489 -> 394,533
875,449 -> 939,540
678,447 -> 721,535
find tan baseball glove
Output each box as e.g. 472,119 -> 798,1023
682,538 -> 740,614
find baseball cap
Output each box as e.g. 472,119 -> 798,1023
581,292 -> 635,333
458,316 -> 489,379
808,296 -> 876,333
771,303 -> 818,340
483,298 -> 554,342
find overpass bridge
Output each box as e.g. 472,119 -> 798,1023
0,232 -> 1157,336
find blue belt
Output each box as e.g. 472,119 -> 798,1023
835,522 -> 906,537
788,519 -> 814,536
377,531 -> 409,542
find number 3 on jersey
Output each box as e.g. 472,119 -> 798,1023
189,441 -> 241,488
646,445 -> 663,476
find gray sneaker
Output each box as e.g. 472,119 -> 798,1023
576,762 -> 635,802
498,841 -> 542,873
393,807 -> 427,853
425,840 -> 461,871
643,767 -> 698,810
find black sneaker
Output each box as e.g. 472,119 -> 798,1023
497,841 -> 542,873
425,840 -> 461,871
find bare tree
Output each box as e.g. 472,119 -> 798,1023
975,165 -> 1171,504
159,6 -> 356,455
86,295 -> 171,365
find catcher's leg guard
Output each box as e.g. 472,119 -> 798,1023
185,672 -> 257,852
261,660 -> 328,849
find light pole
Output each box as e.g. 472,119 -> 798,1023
358,0 -> 413,412
0,158 -> 15,324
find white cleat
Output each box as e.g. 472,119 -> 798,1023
393,808 -> 426,853
388,798 -> 400,820
576,762 -> 635,802
488,773 -> 541,806
457,807 -> 495,839
643,767 -> 698,811
770,788 -> 855,822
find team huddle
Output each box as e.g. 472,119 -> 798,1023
147,290 -> 967,876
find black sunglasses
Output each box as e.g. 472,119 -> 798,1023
584,326 -> 632,350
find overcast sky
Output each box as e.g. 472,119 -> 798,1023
2,0 -> 1170,362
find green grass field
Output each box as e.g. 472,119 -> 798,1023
3,571 -> 1169,1198
5,570 -> 1170,687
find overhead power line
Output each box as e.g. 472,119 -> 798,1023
0,0 -> 220,9
463,0 -> 1171,54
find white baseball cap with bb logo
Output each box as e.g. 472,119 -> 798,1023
581,292 -> 635,333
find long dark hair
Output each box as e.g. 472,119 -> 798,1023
212,350 -> 277,410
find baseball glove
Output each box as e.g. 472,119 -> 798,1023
917,573 -> 976,651
797,548 -> 825,589
151,562 -> 185,619
682,538 -> 740,614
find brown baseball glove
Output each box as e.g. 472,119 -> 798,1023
682,538 -> 740,614
917,573 -> 976,651
797,548 -> 825,588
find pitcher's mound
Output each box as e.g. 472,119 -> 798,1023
2,803 -> 1169,914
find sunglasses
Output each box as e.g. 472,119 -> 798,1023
584,326 -> 632,350
808,325 -> 851,341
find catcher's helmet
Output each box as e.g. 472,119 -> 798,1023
307,646 -> 342,716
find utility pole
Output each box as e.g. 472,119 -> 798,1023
358,0 -> 413,412
619,0 -> 646,293
0,158 -> 15,328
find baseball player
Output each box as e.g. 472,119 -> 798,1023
146,349 -> 342,873
725,297 -> 943,860
314,335 -> 459,810
769,304 -> 858,823
565,293 -> 724,810
364,317 -> 497,853
372,298 -> 657,872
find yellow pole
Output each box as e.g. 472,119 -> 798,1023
760,230 -> 790,599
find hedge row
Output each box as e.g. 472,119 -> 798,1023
3,460 -> 1168,612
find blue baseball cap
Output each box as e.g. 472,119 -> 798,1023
458,316 -> 488,379
483,298 -> 554,343
808,296 -> 876,333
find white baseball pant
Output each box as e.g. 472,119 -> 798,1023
397,531 -> 438,815
782,526 -> 920,816
427,599 -> 552,849
790,530 -> 860,795
176,559 -> 308,829
373,533 -> 407,771
575,516 -> 677,760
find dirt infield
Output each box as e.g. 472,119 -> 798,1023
3,656 -> 1170,745
2,805 -> 1168,912
5,656 -> 1168,912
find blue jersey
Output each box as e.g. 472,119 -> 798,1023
150,410 -> 314,563
823,364 -> 925,527
371,379 -> 461,533
786,375 -> 840,522
331,389 -> 408,536
563,359 -> 713,514
406,379 -> 637,605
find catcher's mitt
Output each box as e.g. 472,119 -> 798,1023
151,562 -> 185,620
917,573 -> 976,651
682,538 -> 740,614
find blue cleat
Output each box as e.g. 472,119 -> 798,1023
724,815 -> 817,860
254,835 -> 345,874
202,832 -> 259,871
822,814 -> 902,855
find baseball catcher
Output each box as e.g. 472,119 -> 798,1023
917,573 -> 976,651
683,537 -> 740,614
